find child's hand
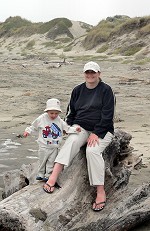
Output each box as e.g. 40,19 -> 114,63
23,131 -> 29,137
67,126 -> 81,134
76,126 -> 81,132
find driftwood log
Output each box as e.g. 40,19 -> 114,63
0,129 -> 149,231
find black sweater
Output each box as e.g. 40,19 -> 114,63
66,81 -> 115,139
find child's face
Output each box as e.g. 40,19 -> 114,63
47,110 -> 60,120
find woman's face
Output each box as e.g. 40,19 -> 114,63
84,70 -> 100,84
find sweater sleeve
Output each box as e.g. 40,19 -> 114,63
93,86 -> 115,138
25,117 -> 40,134
66,88 -> 77,126
61,119 -> 70,132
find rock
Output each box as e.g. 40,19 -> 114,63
0,129 -> 149,231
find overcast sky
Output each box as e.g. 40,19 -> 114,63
1,0 -> 150,26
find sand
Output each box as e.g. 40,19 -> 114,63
0,57 -> 150,229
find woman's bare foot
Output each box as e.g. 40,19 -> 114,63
43,163 -> 63,193
92,185 -> 106,211
43,179 -> 56,193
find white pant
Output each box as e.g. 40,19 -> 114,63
38,147 -> 58,178
55,127 -> 113,186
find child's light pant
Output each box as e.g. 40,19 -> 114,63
55,127 -> 113,186
38,147 -> 58,178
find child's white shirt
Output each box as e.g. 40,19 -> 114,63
25,113 -> 71,148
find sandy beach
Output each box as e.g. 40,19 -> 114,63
0,57 -> 150,229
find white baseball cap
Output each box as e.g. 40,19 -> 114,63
44,98 -> 62,112
83,61 -> 101,73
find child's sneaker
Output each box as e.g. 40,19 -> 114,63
42,177 -> 48,182
36,176 -> 43,181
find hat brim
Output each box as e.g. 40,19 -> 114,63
44,108 -> 62,112
84,67 -> 100,73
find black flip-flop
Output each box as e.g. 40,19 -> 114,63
92,201 -> 106,212
43,183 -> 55,193
54,182 -> 61,189
43,182 -> 61,193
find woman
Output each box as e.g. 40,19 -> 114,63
43,61 -> 115,212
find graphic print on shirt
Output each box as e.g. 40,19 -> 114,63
42,123 -> 62,145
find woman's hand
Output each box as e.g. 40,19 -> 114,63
87,133 -> 99,146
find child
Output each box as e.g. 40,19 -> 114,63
24,98 -> 81,182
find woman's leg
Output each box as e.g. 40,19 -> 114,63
44,163 -> 64,192
55,128 -> 88,166
86,132 -> 113,210
44,128 -> 88,192
93,185 -> 106,211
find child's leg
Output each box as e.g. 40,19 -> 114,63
37,147 -> 46,178
38,147 -> 54,178
45,148 -> 58,178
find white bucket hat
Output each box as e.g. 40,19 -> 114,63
44,98 -> 62,112
83,61 -> 101,73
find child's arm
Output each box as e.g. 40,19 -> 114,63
67,125 -> 81,134
62,120 -> 81,134
23,117 -> 39,137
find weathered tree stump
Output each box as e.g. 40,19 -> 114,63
0,129 -> 149,231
